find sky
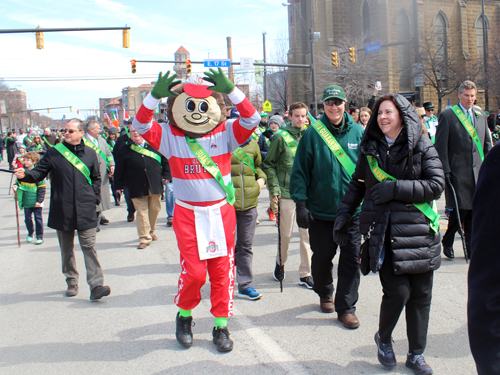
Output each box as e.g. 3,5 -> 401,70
0,0 -> 289,122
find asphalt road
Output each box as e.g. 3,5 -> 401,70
0,161 -> 476,374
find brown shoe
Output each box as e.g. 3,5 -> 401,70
66,284 -> 78,297
127,213 -> 135,222
137,243 -> 149,249
338,312 -> 360,329
151,234 -> 158,241
320,296 -> 335,313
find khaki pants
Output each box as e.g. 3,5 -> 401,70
276,198 -> 311,278
269,190 -> 278,216
132,191 -> 161,244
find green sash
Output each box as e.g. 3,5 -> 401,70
367,155 -> 440,233
42,136 -> 53,148
251,127 -> 262,141
451,105 -> 484,161
308,113 -> 356,177
5,137 -> 13,147
233,147 -> 257,175
129,143 -> 162,164
280,130 -> 298,156
186,136 -> 235,205
83,137 -> 111,170
54,143 -> 92,186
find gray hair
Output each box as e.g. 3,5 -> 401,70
85,120 -> 100,132
459,80 -> 477,94
67,118 -> 85,132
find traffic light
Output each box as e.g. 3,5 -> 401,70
70,106 -> 73,112
123,29 -> 130,48
36,26 -> 44,50
331,51 -> 338,67
186,59 -> 192,75
131,59 -> 137,74
349,47 -> 356,63
77,110 -> 80,114
47,108 -> 50,113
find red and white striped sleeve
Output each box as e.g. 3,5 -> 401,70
226,88 -> 260,152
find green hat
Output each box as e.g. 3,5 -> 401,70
260,112 -> 268,118
322,85 -> 346,102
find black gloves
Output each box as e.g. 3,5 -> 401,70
296,201 -> 314,229
371,181 -> 396,205
263,129 -> 273,139
333,213 -> 352,246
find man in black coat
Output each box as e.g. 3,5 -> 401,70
114,125 -> 170,249
113,118 -> 135,222
435,80 -> 492,259
15,118 -> 111,300
42,128 -> 57,149
6,131 -> 18,169
468,142 -> 500,374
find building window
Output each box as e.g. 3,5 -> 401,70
396,12 -> 412,92
362,0 -> 370,42
434,13 -> 447,79
475,15 -> 489,60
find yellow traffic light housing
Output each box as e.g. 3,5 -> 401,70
36,26 -> 44,50
186,59 -> 192,75
331,51 -> 338,67
131,59 -> 137,74
123,29 -> 130,48
77,110 -> 80,114
349,47 -> 356,63
70,106 -> 73,112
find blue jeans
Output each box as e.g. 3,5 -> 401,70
165,182 -> 175,219
24,207 -> 43,238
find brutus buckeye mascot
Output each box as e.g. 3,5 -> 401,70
133,68 -> 259,352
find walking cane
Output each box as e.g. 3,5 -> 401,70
448,182 -> 468,262
277,198 -> 283,292
14,189 -> 21,248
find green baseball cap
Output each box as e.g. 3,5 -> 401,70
260,112 -> 268,118
322,85 -> 346,102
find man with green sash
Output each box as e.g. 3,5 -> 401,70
423,102 -> 438,143
290,85 -> 364,329
263,102 -> 313,290
84,120 -> 115,230
435,80 -> 492,259
15,118 -> 110,301
42,128 -> 57,149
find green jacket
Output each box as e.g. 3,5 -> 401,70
15,179 -> 46,209
231,139 -> 267,211
290,112 -> 363,221
262,124 -> 304,200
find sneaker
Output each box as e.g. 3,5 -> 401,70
406,354 -> 433,375
374,332 -> 396,368
65,284 -> 78,297
26,235 -> 34,243
273,263 -> 285,281
238,287 -> 262,300
212,326 -> 234,352
267,207 -> 276,221
36,238 -> 44,245
90,285 -> 111,300
299,276 -> 314,289
175,312 -> 194,348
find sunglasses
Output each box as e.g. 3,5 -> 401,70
324,98 -> 344,107
426,109 -> 434,112
61,129 -> 81,134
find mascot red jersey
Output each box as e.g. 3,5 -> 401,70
133,68 -> 259,352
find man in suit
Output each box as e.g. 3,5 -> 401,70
435,80 -> 493,259
113,118 -> 135,222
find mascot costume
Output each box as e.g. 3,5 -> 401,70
133,68 -> 260,352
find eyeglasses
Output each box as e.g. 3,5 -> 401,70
324,98 -> 344,107
425,109 -> 434,112
61,129 -> 80,134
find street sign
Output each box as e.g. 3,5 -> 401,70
365,40 -> 381,54
414,76 -> 424,88
240,58 -> 254,70
204,59 -> 231,68
263,100 -> 272,112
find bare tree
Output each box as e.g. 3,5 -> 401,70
267,30 -> 289,113
487,26 -> 500,108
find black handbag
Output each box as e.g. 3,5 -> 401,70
359,205 -> 386,276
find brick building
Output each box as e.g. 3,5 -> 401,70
173,46 -> 190,80
287,0 -> 500,113
121,84 -> 154,117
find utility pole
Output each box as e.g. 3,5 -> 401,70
309,28 -> 317,117
263,32 -> 267,102
481,0 -> 489,112
227,37 -> 234,83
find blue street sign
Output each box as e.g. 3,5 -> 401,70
365,41 -> 381,54
204,59 -> 231,68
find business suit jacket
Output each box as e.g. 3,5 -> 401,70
435,104 -> 492,210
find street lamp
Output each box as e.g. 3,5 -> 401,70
282,2 -> 320,117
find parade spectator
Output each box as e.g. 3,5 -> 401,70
106,127 -> 121,206
261,115 -> 282,222
29,135 -> 46,155
423,102 -> 438,143
358,107 -> 372,129
42,128 -> 57,149
263,102 -> 313,289
350,106 -> 360,123
435,80 -> 492,259
0,133 -> 4,162
84,120 -> 115,231
23,130 -> 33,149
113,118 -> 135,222
290,85 -> 363,328
334,94 -> 444,373
13,151 -> 45,244
231,137 -> 266,300
468,143 -> 500,375
15,129 -> 27,149
15,118 -> 110,301
416,107 -> 430,138
12,145 -> 26,169
6,131 -> 17,169
114,125 -> 170,249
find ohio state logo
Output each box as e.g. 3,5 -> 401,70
206,241 -> 219,253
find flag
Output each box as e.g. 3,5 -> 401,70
103,112 -> 110,121
113,108 -> 119,121
123,108 -> 130,121
110,110 -> 116,121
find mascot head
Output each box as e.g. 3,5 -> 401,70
166,83 -> 226,138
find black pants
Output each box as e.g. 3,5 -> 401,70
24,207 -> 43,238
379,249 -> 434,355
309,216 -> 361,314
442,208 -> 472,252
124,185 -> 135,215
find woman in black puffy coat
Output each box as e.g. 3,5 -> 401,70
333,94 -> 444,374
